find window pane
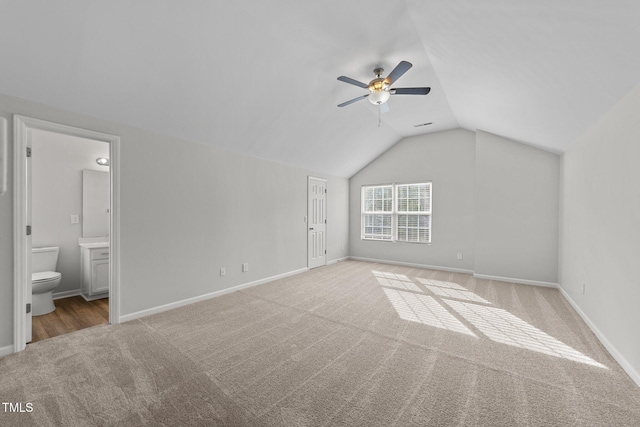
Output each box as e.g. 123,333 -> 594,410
396,214 -> 430,243
365,200 -> 374,212
363,213 -> 393,240
363,185 -> 393,213
397,186 -> 407,198
365,188 -> 374,200
397,183 -> 430,214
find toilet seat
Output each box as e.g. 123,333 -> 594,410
32,271 -> 61,283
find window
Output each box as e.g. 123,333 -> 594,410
362,185 -> 393,240
396,183 -> 431,243
361,182 -> 431,243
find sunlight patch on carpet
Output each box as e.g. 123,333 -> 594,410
443,299 -> 607,369
424,285 -> 491,304
374,276 -> 422,292
415,277 -> 468,291
374,270 -> 607,369
382,288 -> 476,337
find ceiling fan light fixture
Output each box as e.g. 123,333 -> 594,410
337,61 -> 429,110
368,90 -> 390,105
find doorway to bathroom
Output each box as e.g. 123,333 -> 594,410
13,116 -> 120,352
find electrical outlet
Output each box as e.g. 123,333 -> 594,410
70,214 -> 80,224
220,267 -> 226,277
457,253 -> 463,260
242,263 -> 249,272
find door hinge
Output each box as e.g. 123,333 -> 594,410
325,219 -> 327,223
325,188 -> 327,193
26,147 -> 32,158
26,225 -> 32,236
26,303 -> 31,314
324,250 -> 327,254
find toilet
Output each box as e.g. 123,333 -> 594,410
32,247 -> 62,316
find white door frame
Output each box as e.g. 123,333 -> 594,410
13,116 -> 121,353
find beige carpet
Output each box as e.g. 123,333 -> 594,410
1,260 -> 639,426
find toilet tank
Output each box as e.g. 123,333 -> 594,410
32,247 -> 60,273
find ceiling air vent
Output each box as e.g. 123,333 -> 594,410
414,122 -> 433,128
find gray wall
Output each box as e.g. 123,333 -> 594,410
0,92 -> 349,350
31,129 -> 109,295
559,83 -> 640,381
349,129 -> 477,271
349,128 -> 560,285
475,131 -> 559,284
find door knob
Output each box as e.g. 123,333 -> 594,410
309,227 -> 314,230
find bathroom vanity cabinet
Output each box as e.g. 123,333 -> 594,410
80,243 -> 109,301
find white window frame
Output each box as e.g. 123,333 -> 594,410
361,184 -> 394,240
361,182 -> 432,243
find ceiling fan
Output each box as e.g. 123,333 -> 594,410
337,60 -> 431,110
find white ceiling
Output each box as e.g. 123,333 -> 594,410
1,1 -> 639,177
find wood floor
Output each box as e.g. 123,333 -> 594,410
31,296 -> 109,343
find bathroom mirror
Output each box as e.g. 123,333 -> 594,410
82,169 -> 109,237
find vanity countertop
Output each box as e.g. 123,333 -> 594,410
79,242 -> 109,249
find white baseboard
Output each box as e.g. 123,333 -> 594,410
348,256 -> 475,274
327,256 -> 349,265
53,289 -> 82,300
0,344 -> 14,358
348,257 -> 558,288
119,267 -> 309,323
558,286 -> 640,388
473,273 -> 559,288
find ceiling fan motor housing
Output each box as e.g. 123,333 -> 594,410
368,76 -> 390,104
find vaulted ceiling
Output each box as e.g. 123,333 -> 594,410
1,1 -> 639,177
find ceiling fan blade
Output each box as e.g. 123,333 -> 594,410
338,94 -> 369,107
390,87 -> 431,95
337,76 -> 369,89
385,61 -> 412,85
